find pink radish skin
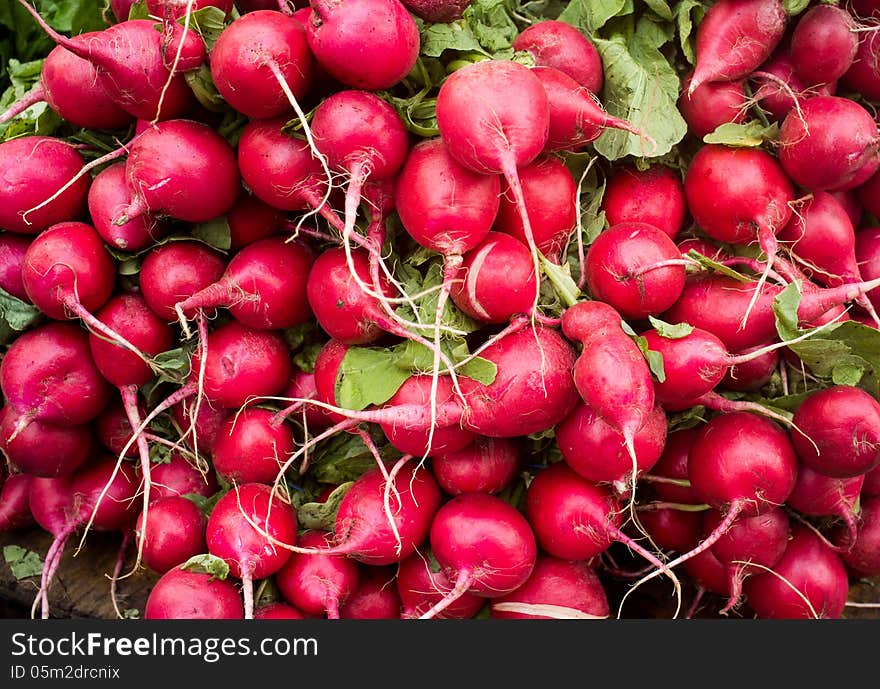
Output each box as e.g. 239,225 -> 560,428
226,193 -> 286,250
211,407 -> 295,485
720,345 -> 778,392
0,322 -> 112,427
790,5 -> 858,85
866,465 -> 880,498
281,368 -> 337,430
639,509 -> 703,554
494,155 -> 577,264
743,525 -> 849,619
490,556 -> 609,620
449,232 -> 538,324
687,0 -> 787,96
0,233 -> 32,301
109,0 -> 138,21
120,119 -> 240,224
0,406 -> 93,478
790,385 -> 880,478
275,531 -> 361,619
305,0 -> 419,91
856,228 -> 880,313
555,401 -> 667,490
431,436 -> 521,496
679,72 -> 747,139
751,48 -> 836,123
175,237 -> 314,331
789,465 -> 864,547
95,398 -> 141,459
842,30 -> 880,101
146,0 -> 234,18
0,474 -> 34,532
836,497 -> 880,576
397,551 -> 484,619
210,10 -> 313,119
139,241 -> 226,322
424,493 -> 537,618
170,398 -> 227,457
160,23 -> 206,73
513,20 -> 604,95
0,136 -> 90,234
648,427 -> 701,504
602,164 -> 686,240
253,602 -> 306,619
778,96 -> 880,192
858,173 -> 880,220
135,496 -> 207,574
144,568 -> 244,619
0,39 -> 133,130
683,549 -> 730,597
310,339 -> 352,426
585,222 -> 687,320
150,452 -> 219,503
88,163 -> 168,252
339,566 -> 401,619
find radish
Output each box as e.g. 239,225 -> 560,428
226,193 -> 286,250
743,524 -> 849,619
585,222 -> 687,320
400,0 -> 472,23
750,48 -> 836,123
720,345 -> 778,392
110,0 -> 138,21
842,29 -> 880,101
304,0 -> 419,91
0,234 -> 32,302
0,406 -> 93,478
686,0 -> 787,97
856,227 -> 880,313
16,4 -> 195,121
789,5 -> 858,86
431,436 -> 521,496
866,464 -> 880,498
211,407 -> 296,485
147,0 -> 234,19
645,427 -> 701,505
174,237 -> 314,331
858,172 -> 880,221
139,240 -> 226,322
778,96 -> 880,192
0,136 -> 90,234
418,493 -> 537,619
144,567 -> 244,619
159,21 -> 207,74
683,549 -> 730,599
679,72 -> 747,139
639,508 -> 702,554
602,164 -> 686,240
253,602 -> 306,619
836,497 -> 880,576
513,20 -> 604,95
397,550 -> 484,619
95,398 -> 141,460
0,39 -> 133,130
150,451 -> 219,502
0,474 -> 34,532
206,483 -> 298,618
134,495 -> 207,574
210,10 -> 313,119
788,465 -> 864,548
490,556 -> 609,620
339,566 -> 401,619
117,119 -> 240,224
275,530 -> 361,619
790,385 -> 880,478
87,163 -> 168,253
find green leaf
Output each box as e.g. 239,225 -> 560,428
673,0 -> 706,65
786,321 -> 880,393
644,0 -> 673,21
149,347 -> 191,383
184,64 -> 227,112
686,249 -> 751,283
420,20 -> 484,58
178,6 -> 227,52
191,215 -> 231,251
832,362 -> 866,387
558,0 -> 627,33
122,608 -> 141,619
666,405 -> 706,433
648,316 -> 694,339
308,429 -> 400,485
294,482 -> 354,531
2,545 -> 44,580
703,120 -> 780,147
782,0 -> 811,16
128,0 -> 151,20
180,553 -> 230,580
0,284 -> 42,335
336,347 -> 413,411
635,335 -> 666,382
183,489 -> 226,517
771,280 -> 804,342
540,254 -> 581,307
461,0 -> 519,55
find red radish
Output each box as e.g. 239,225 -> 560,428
0,322 -> 112,431
513,20 -> 604,95
494,155 -> 577,264
858,171 -> 880,220
110,0 -> 138,21
0,406 -> 93,478
210,10 -> 313,120
856,227 -> 880,313
448,232 -> 538,324
174,237 -> 314,331
683,549 -> 730,598
118,119 -> 240,224
676,236 -> 725,260
226,193 -> 286,250
555,401 -> 667,492
206,483 -> 298,618
338,566 -> 401,619
305,0 -> 419,91
639,508 -> 703,554
160,22 -> 207,73
0,474 -> 34,532
490,556 -> 609,620
16,5 -> 194,121
278,367 -> 335,430
602,164 -> 686,240
304,339 -> 351,426
0,136 -> 90,234
150,452 -> 219,502
585,222 -> 687,320
789,465 -> 864,548
400,0 -> 472,22
851,0 -> 880,18
211,407 -> 295,485
431,436 -> 521,496
0,39 -> 133,130
253,602 -> 306,619
88,163 -> 168,252
275,530 -> 361,619
750,48 -> 836,123
397,551 -> 484,619
135,496 -> 207,574
836,497 -> 880,576
790,5 -> 858,85
743,524 -> 849,619
842,30 -> 880,100
0,233 -> 32,301
139,240 -> 226,322
790,385 -> 880,478
419,493 -> 537,619
170,397 -> 227,457
646,427 -> 701,505
144,567 -> 244,619
146,0 -> 234,18
778,96 -> 880,192
865,465 -> 880,498
686,0 -> 787,97
95,398 -> 140,459
720,344 -> 778,392
678,73 -> 747,139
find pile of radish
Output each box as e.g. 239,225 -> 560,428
2,0 -> 880,621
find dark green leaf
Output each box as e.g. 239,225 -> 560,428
2,545 -> 43,580
294,482 -> 354,531
180,553 -> 230,580
191,215 -> 231,251
308,429 -> 400,485
128,0 -> 150,20
673,0 -> 706,65
183,489 -> 226,517
462,0 -> 519,55
420,20 -> 484,58
648,316 -> 694,339
644,0 -> 673,21
184,64 -> 226,112
0,284 -> 42,334
336,347 -> 413,411
178,6 -> 227,52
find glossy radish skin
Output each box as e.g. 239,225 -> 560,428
253,602 -> 306,619
135,496 -> 207,574
0,234 -> 31,302
856,227 -> 880,313
790,5 -> 858,85
705,507 -> 790,581
226,193 -> 286,250
751,48 -> 836,123
639,508 -> 702,554
397,551 -> 484,619
0,407 -> 93,478
791,385 -> 880,478
88,163 -> 167,253
144,568 -> 244,619
170,398 -> 227,458
490,556 -> 609,620
431,436 -> 521,496
149,452 -> 219,502
836,497 -> 880,576
842,30 -> 880,101
0,474 -> 35,532
602,164 -> 686,240
339,566 -> 401,619
0,136 -> 90,235
721,344 -> 778,392
743,525 -> 849,619
311,339 -> 351,426
139,241 -> 226,322
211,407 -> 295,485
788,465 -> 864,542
648,427 -> 701,504
513,20 -> 604,94
679,73 -> 747,139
